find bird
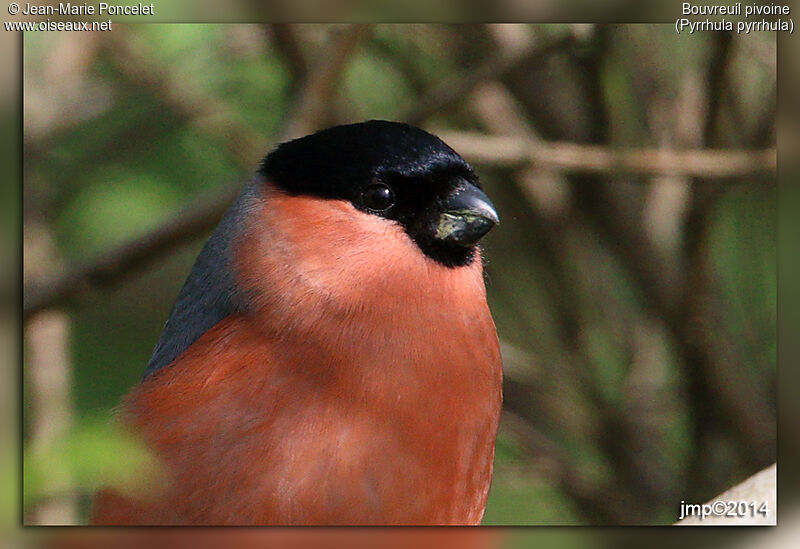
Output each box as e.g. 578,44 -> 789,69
90,120 -> 503,525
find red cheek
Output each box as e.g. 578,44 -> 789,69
233,181 -> 487,328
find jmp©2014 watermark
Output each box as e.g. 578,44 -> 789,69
679,499 -> 769,521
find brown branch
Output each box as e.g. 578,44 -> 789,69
366,33 -> 427,95
280,24 -> 368,141
678,34 -> 733,500
702,31 -> 733,146
489,28 -> 700,519
24,26 -> 367,322
25,25 -> 287,191
434,131 -> 777,179
679,31 -> 775,498
401,34 -> 575,126
563,29 -> 678,519
103,27 -> 264,168
499,409 -> 633,524
24,186 -> 240,321
25,222 -> 76,524
267,24 -> 309,93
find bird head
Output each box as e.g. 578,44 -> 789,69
145,121 -> 498,376
259,120 -> 499,268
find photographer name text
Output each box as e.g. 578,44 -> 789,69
19,2 -> 154,15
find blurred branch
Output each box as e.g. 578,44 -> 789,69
487,26 -> 697,520
680,31 -> 774,497
26,311 -> 75,524
678,33 -> 732,498
25,223 -> 76,524
103,27 -> 264,167
566,27 -> 673,518
402,34 -> 575,125
753,84 -> 777,147
471,76 -> 676,518
435,131 -> 776,178
24,186 -> 238,321
267,24 -> 309,93
469,81 -> 608,450
367,33 -> 427,94
24,26 -> 366,322
280,24 -> 368,140
702,32 -> 733,146
500,410 -> 633,524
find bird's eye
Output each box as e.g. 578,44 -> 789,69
362,183 -> 395,212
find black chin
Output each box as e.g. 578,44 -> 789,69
410,235 -> 478,268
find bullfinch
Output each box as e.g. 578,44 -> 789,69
91,120 -> 502,525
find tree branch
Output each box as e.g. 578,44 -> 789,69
103,27 -> 264,167
267,24 -> 309,93
24,186 -> 239,321
434,131 -> 776,178
500,409 -> 633,524
280,24 -> 368,141
24,25 -> 367,321
401,34 -> 575,126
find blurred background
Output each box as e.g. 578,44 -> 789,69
21,24 -> 776,525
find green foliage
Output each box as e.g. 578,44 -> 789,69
58,171 -> 181,258
24,418 -> 162,509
